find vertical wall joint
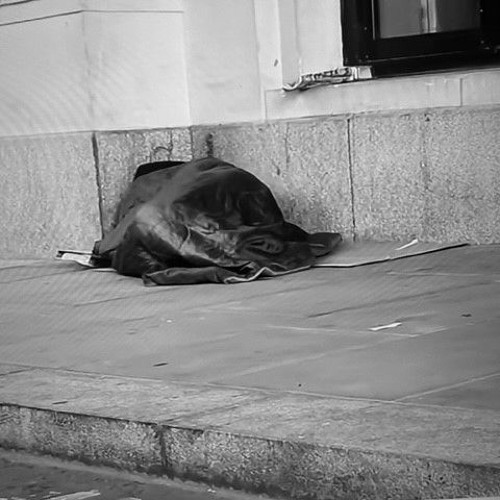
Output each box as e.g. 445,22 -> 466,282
91,132 -> 105,239
347,116 -> 357,240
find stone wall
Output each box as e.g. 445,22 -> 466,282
0,133 -> 101,258
194,105 -> 500,245
94,128 -> 192,234
351,107 -> 500,244
0,128 -> 192,258
1,105 -> 498,258
192,118 -> 355,239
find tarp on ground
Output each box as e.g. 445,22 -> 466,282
57,157 -> 467,281
62,158 -> 341,285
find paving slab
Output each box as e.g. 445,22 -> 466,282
0,367 -> 499,500
221,320 -> 500,399
402,373 -> 500,411
1,244 -> 499,499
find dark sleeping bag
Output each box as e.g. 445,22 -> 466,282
92,157 -> 341,285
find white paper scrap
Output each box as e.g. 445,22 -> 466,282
369,322 -> 402,331
48,491 -> 101,500
394,239 -> 419,251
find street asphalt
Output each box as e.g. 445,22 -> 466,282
0,450 -> 268,500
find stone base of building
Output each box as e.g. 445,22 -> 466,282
2,105 -> 499,257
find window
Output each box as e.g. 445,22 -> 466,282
341,0 -> 500,76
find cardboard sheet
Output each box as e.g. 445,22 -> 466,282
314,239 -> 468,268
58,239 -> 469,272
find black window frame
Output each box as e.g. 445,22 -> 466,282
341,0 -> 500,76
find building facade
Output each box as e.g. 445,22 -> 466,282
1,0 -> 499,257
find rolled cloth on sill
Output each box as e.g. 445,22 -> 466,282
92,157 -> 342,285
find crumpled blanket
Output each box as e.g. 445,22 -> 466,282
91,157 -> 341,285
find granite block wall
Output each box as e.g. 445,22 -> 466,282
0,133 -> 101,257
196,105 -> 500,244
351,106 -> 500,243
192,117 -> 354,238
94,128 -> 192,233
1,105 -> 498,258
422,108 -> 500,244
350,111 -> 428,242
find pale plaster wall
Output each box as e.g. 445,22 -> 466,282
253,0 -> 283,107
183,0 -> 264,125
83,9 -> 190,130
0,14 -> 92,136
3,0 -> 499,131
182,0 -> 345,124
0,0 -> 190,136
182,0 -> 500,125
295,0 -> 344,74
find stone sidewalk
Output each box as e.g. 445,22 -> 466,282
0,244 -> 499,500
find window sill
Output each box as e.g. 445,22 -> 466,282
265,66 -> 500,121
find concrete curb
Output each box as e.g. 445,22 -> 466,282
1,366 -> 499,500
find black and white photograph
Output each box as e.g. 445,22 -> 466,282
0,1 -> 499,499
